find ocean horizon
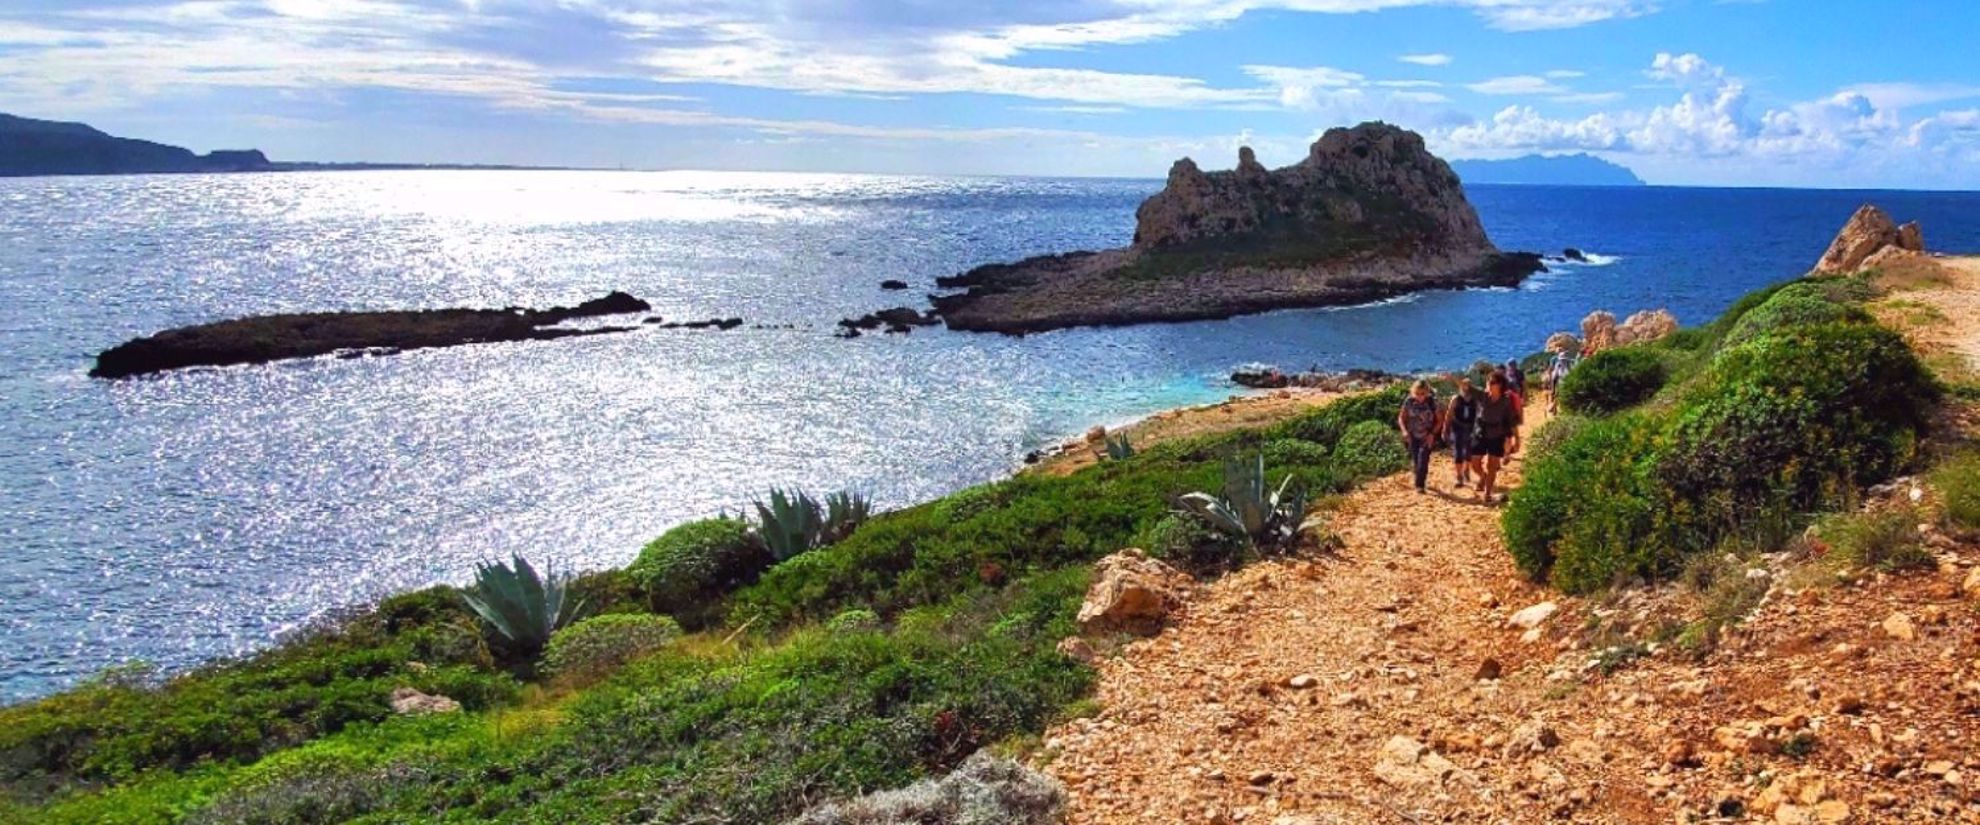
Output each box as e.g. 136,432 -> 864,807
5,169 -> 1980,702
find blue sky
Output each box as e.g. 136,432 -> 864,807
2,1 -> 1976,188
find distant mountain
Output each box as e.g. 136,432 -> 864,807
0,113 -> 272,177
1450,153 -> 1646,186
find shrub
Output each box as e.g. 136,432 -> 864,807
1266,384 -> 1407,445
786,752 -> 1067,825
1501,413 -> 1665,590
1140,512 -> 1245,573
1932,451 -> 1980,531
755,490 -> 875,561
1722,283 -> 1871,346
1657,322 -> 1937,550
827,609 -> 882,633
541,614 -> 682,684
459,555 -> 589,657
1178,455 -> 1309,550
1557,348 -> 1667,415
1261,438 -> 1329,468
1811,509 -> 1933,572
629,517 -> 769,628
1331,419 -> 1407,481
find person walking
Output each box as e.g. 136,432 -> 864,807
1471,372 -> 1523,504
1397,379 -> 1440,494
1545,350 -> 1574,414
1503,358 -> 1527,397
1445,377 -> 1479,488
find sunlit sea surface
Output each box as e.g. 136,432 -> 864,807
4,170 -> 1979,701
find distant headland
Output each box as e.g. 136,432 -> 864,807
929,122 -> 1546,334
0,112 -> 568,177
1448,153 -> 1647,186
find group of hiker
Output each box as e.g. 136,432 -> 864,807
1395,353 -> 1574,504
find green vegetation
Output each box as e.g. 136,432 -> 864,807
3,373 -> 1411,824
1931,450 -> 1980,530
1504,274 -> 1942,594
461,554 -> 590,657
1809,508 -> 1934,573
629,516 -> 769,629
541,613 -> 682,686
753,488 -> 873,562
1556,348 -> 1667,414
1178,455 -> 1310,550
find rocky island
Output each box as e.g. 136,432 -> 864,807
931,122 -> 1543,334
92,292 -> 652,378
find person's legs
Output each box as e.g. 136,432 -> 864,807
1409,436 -> 1432,491
1452,434 -> 1472,485
1482,454 -> 1503,502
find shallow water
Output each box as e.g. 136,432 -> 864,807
3,171 -> 1978,702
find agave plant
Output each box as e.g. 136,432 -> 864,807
753,488 -> 873,561
823,491 -> 873,543
1178,454 -> 1310,549
1104,432 -> 1136,461
459,554 -> 588,655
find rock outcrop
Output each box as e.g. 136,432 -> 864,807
1076,549 -> 1193,636
931,122 -> 1544,333
92,291 -> 653,378
389,687 -> 461,715
1814,204 -> 1925,273
1577,308 -> 1676,354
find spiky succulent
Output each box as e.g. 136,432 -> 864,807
1104,432 -> 1135,461
459,554 -> 588,655
752,488 -> 874,561
1178,454 -> 1310,549
824,491 -> 873,543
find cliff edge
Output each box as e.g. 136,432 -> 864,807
932,122 -> 1542,333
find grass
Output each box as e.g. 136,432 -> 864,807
1932,450 -> 1980,531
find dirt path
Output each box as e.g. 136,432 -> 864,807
1042,382 -> 1980,823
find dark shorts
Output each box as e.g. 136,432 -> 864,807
1476,435 -> 1508,458
1450,431 -> 1474,461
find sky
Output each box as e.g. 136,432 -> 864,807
1,1 -> 1977,188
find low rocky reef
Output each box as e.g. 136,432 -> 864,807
93,291 -> 655,378
928,122 -> 1546,334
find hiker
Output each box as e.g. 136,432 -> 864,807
1503,358 -> 1527,397
1445,377 -> 1479,488
1396,379 -> 1440,494
1545,350 -> 1574,414
1495,367 -> 1526,458
1471,372 -> 1523,503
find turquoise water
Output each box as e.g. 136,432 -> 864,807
3,170 -> 1978,701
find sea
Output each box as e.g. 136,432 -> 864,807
3,171 -> 1978,703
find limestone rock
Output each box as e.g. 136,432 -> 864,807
1544,332 -> 1581,355
1076,549 -> 1193,636
1616,309 -> 1678,346
1507,601 -> 1558,630
1371,735 -> 1456,787
1509,721 -> 1561,754
1132,125 -> 1488,253
390,687 -> 461,715
1580,311 -> 1618,354
1815,204 -> 1926,273
1963,566 -> 1980,600
1056,636 -> 1098,664
1881,611 -> 1916,641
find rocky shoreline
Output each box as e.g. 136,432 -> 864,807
926,123 -> 1546,335
92,291 -> 655,378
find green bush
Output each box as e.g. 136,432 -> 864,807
1140,512 -> 1244,573
1502,413 -> 1664,589
1932,451 -> 1980,531
1722,283 -> 1871,345
1261,438 -> 1330,468
1557,348 -> 1667,415
541,614 -> 682,684
628,517 -> 769,629
1332,419 -> 1408,480
826,609 -> 882,633
1657,322 -> 1936,549
1811,508 -> 1933,573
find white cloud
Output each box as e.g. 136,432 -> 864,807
1398,53 -> 1451,66
1840,82 -> 1980,111
1544,69 -> 1585,79
1467,75 -> 1570,95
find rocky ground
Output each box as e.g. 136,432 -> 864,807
1038,258 -> 1980,824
